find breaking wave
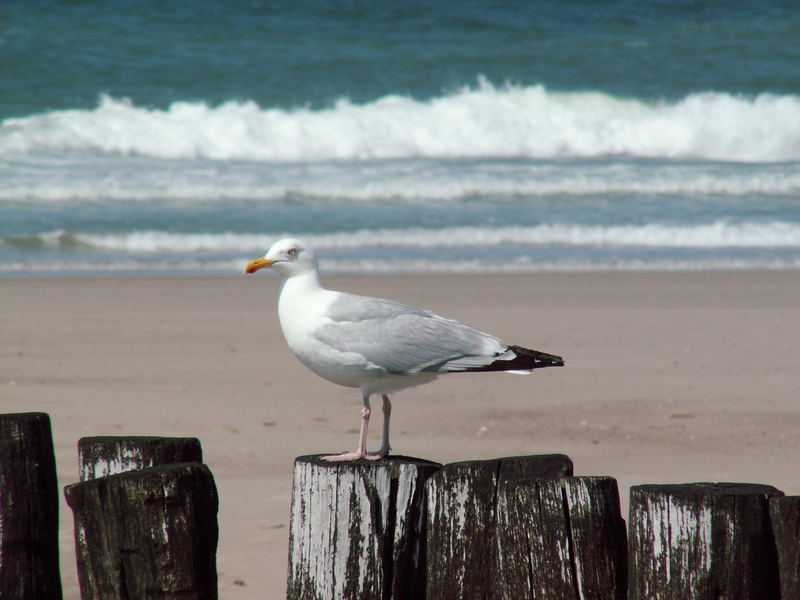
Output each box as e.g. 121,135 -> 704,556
6,221 -> 799,254
3,80 -> 800,162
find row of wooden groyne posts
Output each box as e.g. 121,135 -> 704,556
2,411 -> 799,599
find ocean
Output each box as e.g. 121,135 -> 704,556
2,1 -> 799,275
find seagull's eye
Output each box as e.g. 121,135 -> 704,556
287,247 -> 297,256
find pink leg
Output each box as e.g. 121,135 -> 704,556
323,391 -> 386,461
376,395 -> 391,457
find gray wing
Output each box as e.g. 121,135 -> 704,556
315,292 -> 508,374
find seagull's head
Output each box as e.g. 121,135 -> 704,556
244,238 -> 317,278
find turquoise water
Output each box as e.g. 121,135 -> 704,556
2,1 -> 799,273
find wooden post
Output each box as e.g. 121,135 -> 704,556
0,412 -> 62,600
628,483 -> 783,600
78,436 -> 203,481
426,454 -> 577,599
496,476 -> 627,600
287,454 -> 441,600
64,462 -> 219,600
769,496 -> 800,599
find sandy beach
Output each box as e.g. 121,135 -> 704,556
2,271 -> 799,599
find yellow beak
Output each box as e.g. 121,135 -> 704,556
244,257 -> 276,274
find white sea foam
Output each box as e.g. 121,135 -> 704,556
55,221 -> 800,252
3,256 -> 798,275
2,159 -> 799,204
3,80 -> 800,162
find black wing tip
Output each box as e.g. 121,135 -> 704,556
506,345 -> 565,368
453,344 -> 565,373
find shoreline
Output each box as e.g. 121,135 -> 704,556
3,271 -> 799,599
2,262 -> 800,279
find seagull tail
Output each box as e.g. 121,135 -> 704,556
447,344 -> 565,374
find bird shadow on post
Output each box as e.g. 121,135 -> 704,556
0,412 -> 62,600
287,454 -> 441,600
426,454 -> 627,600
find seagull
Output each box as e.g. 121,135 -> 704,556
245,238 -> 564,461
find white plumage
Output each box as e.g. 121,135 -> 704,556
245,238 -> 563,461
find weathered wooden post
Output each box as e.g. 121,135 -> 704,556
495,476 -> 627,600
427,454 -> 628,600
0,412 -> 62,600
65,437 -> 218,600
769,496 -> 800,599
628,483 -> 783,600
287,454 -> 441,600
78,436 -> 203,481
